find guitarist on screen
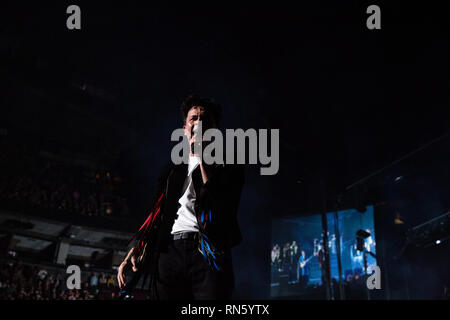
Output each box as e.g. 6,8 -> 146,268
297,250 -> 311,285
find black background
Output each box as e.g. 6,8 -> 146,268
1,1 -> 449,299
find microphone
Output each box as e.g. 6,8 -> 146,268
191,123 -> 202,155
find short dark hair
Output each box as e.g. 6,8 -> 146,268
180,94 -> 222,127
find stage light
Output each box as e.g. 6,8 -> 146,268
395,176 -> 403,182
394,212 -> 404,225
356,229 -> 371,239
436,240 -> 441,245
356,229 -> 371,251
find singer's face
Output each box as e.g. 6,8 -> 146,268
183,106 -> 215,138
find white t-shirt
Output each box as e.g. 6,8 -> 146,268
171,155 -> 201,234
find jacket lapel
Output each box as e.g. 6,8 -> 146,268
165,163 -> 187,216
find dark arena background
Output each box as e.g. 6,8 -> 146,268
1,1 -> 450,308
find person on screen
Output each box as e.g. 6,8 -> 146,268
329,234 -> 337,255
288,241 -> 299,284
313,239 -> 328,285
364,229 -> 375,252
313,238 -> 318,255
271,244 -> 279,265
364,229 -> 377,267
271,244 -> 281,277
350,243 -> 364,273
290,241 -> 299,264
282,242 -> 291,272
297,250 -> 310,285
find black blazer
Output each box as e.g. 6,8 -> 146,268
122,161 -> 244,295
149,160 -> 245,253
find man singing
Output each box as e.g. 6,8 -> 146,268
117,95 -> 245,300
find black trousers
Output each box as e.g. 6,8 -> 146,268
155,236 -> 234,300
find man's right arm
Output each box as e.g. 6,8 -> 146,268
117,247 -> 137,289
117,161 -> 173,289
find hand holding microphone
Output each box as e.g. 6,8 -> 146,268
189,122 -> 202,157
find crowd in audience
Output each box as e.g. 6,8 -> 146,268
0,139 -> 130,218
0,260 -> 125,300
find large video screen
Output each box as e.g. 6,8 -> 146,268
271,205 -> 376,297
